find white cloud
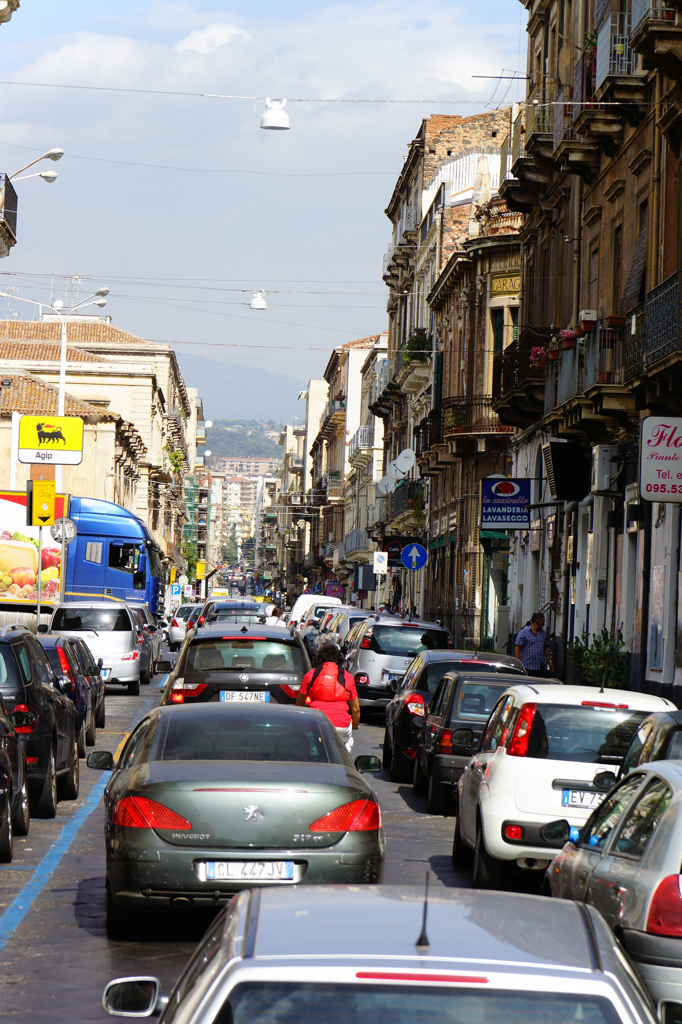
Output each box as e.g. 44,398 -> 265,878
174,23 -> 249,55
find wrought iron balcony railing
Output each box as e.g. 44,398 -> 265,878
345,529 -> 369,554
349,425 -> 374,459
596,13 -> 635,91
442,395 -> 514,436
644,271 -> 682,367
511,109 -> 525,165
624,303 -> 645,381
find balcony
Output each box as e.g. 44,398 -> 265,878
0,174 -> 17,258
318,398 -> 346,438
195,424 -> 206,445
442,395 -> 515,437
644,271 -> 682,368
382,242 -> 398,284
367,497 -> 388,528
492,334 -> 548,428
348,425 -> 375,465
344,529 -> 371,556
552,87 -> 600,179
392,341 -> 433,395
595,14 -> 647,111
390,481 -> 422,520
624,303 -> 646,381
415,407 -> 443,457
510,108 -> 526,169
321,470 -> 344,499
631,0 -> 682,76
287,453 -> 304,472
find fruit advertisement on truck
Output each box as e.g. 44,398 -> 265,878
0,491 -> 67,604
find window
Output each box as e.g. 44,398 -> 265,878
613,225 -> 623,315
511,306 -> 519,343
430,676 -> 453,719
620,721 -> 653,775
454,682 -> 508,723
26,638 -> 55,687
589,247 -> 599,312
611,777 -> 671,858
580,774 -> 643,850
85,542 -> 102,564
109,543 -> 146,590
668,730 -> 682,759
399,657 -> 423,692
52,607 -> 131,633
366,625 -> 449,656
491,308 -> 505,356
159,708 -> 330,763
525,705 -> 648,763
118,719 -> 156,770
185,639 -> 303,676
13,642 -> 31,686
0,646 -> 20,692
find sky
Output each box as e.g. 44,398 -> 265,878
0,0 -> 526,410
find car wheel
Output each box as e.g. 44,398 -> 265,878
169,642 -> 179,653
140,664 -> 151,685
412,754 -> 427,795
390,739 -> 412,784
13,772 -> 30,837
128,679 -> 140,696
32,746 -> 57,818
106,883 -> 132,939
451,814 -> 473,868
0,798 -> 13,863
77,719 -> 86,758
427,770 -> 451,815
95,699 -> 106,729
57,735 -> 80,801
473,823 -> 504,889
85,707 -> 97,746
382,728 -> 391,770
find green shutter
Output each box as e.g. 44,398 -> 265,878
511,306 -> 519,343
492,309 -> 504,356
434,351 -> 444,409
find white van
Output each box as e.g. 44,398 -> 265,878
287,594 -> 342,630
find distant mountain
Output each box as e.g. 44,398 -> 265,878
207,420 -> 282,458
175,354 -> 305,423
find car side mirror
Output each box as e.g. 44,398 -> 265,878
58,675 -> 75,693
102,977 -> 163,1017
593,770 -> 617,792
450,727 -> 474,751
354,754 -> 381,773
88,666 -> 99,676
98,658 -> 104,669
658,1001 -> 682,1024
145,625 -> 157,633
156,660 -> 175,674
37,623 -> 48,634
539,819 -> 571,845
87,750 -> 115,771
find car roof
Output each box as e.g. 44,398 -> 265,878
155,702 -> 326,725
501,683 -> 676,710
250,886 -> 597,970
443,671 -> 529,684
365,615 -> 448,629
52,600 -> 134,609
637,708 -> 682,727
632,759 -> 682,788
192,623 -> 300,641
426,650 -> 524,666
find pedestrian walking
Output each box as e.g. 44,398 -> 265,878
265,605 -> 287,627
514,612 -> 554,677
296,642 -> 360,752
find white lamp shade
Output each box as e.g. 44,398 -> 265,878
250,291 -> 267,310
39,170 -> 58,183
260,99 -> 290,130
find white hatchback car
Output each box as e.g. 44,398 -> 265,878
454,683 -> 675,889
167,604 -> 199,652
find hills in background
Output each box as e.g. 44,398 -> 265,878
204,420 -> 284,458
176,353 -> 305,424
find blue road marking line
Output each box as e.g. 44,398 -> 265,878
0,774 -> 108,951
157,673 -> 168,689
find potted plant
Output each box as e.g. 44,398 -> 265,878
547,337 -> 560,361
580,316 -> 596,332
559,328 -> 576,350
530,345 -> 548,368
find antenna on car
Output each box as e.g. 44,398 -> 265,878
240,625 -> 248,634
415,871 -> 430,950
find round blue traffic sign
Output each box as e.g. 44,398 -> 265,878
401,543 -> 427,570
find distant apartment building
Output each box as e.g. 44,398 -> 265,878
214,458 -> 279,476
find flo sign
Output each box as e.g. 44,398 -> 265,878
480,477 -> 531,529
640,417 -> 682,501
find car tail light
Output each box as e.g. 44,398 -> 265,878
57,647 -> 74,683
13,703 -> 38,733
355,673 -> 369,686
438,729 -> 453,753
170,679 -> 207,704
504,824 -> 524,841
136,631 -> 145,645
506,703 -> 537,757
26,757 -> 38,765
279,684 -> 301,698
360,634 -> 372,649
581,700 -> 629,709
197,616 -> 205,627
112,795 -> 192,830
309,799 -> 381,832
171,618 -> 179,628
646,876 -> 682,936
121,650 -> 140,662
446,636 -> 454,649
402,749 -> 417,759
405,693 -> 425,717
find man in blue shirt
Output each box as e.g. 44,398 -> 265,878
514,612 -> 554,677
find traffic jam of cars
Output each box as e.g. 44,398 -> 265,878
4,595 -> 682,1024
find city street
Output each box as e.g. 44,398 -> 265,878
0,673 -> 466,1024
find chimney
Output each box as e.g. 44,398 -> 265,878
468,155 -> 491,238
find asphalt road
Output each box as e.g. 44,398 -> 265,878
0,670 -> 470,1023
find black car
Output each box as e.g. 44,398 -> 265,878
0,625 -> 79,817
69,635 -> 106,729
129,607 -> 154,685
159,623 -> 311,706
412,672 -> 528,814
620,708 -> 682,777
37,635 -> 94,756
383,651 -> 526,785
0,691 -> 30,861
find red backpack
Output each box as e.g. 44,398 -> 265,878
308,662 -> 349,702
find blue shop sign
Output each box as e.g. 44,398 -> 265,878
480,478 -> 530,530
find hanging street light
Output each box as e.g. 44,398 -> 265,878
250,290 -> 267,310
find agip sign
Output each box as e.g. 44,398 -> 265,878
640,417 -> 682,501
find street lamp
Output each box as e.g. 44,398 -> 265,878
10,170 -> 59,184
9,148 -> 64,181
250,290 -> 267,310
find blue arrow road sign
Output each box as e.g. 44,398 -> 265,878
401,543 -> 427,570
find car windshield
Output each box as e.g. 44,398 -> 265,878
454,682 -> 508,722
184,639 -> 303,676
371,625 -> 450,656
157,709 -> 330,763
527,705 -> 649,763
52,607 -> 130,632
223,983 -> 621,1024
174,606 -> 194,620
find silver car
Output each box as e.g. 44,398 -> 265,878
345,613 -> 454,711
168,604 -> 199,652
50,601 -> 143,696
545,759 -> 682,1011
102,884 -> 660,1024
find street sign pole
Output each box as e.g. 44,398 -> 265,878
36,528 -> 42,629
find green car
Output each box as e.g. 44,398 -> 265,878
88,703 -> 385,935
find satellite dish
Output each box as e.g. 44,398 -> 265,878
395,449 -> 416,474
385,462 -> 401,481
377,475 -> 396,495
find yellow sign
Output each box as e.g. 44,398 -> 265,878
491,273 -> 520,297
18,415 -> 84,466
30,480 -> 56,526
170,567 -> 177,584
196,560 -> 206,580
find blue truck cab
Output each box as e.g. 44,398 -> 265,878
65,497 -> 166,614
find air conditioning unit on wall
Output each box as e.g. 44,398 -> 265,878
591,445 -> 619,493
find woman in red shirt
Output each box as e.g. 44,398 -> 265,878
296,643 -> 361,752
